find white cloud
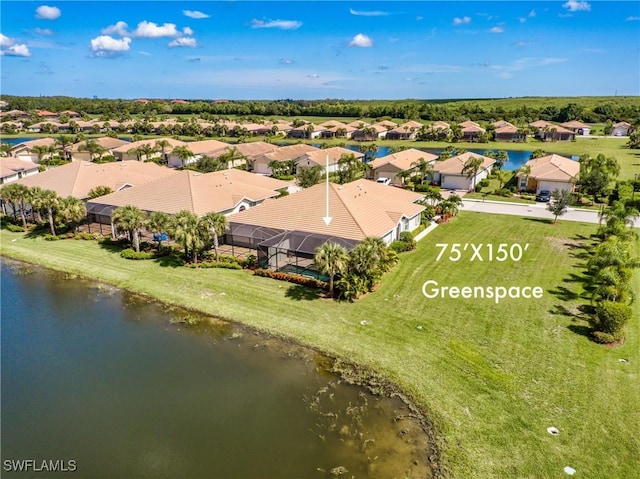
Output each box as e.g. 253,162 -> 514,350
563,1 -> 591,12
279,58 -> 294,64
134,21 -> 180,38
626,16 -> 640,21
168,37 -> 197,48
183,10 -> 209,19
519,17 -> 527,23
102,21 -> 129,37
497,72 -> 513,79
349,8 -> 389,17
490,26 -> 505,33
348,33 -> 373,47
307,73 -> 319,78
511,40 -> 533,47
529,9 -> 537,18
183,27 -> 193,36
250,19 -> 302,30
35,5 -> 61,20
34,28 -> 54,36
453,16 -> 471,25
0,34 -> 31,57
90,35 -> 131,57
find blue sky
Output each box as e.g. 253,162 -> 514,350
1,1 -> 639,100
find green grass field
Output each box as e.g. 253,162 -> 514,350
1,212 -> 638,478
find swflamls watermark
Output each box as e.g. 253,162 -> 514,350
3,459 -> 77,473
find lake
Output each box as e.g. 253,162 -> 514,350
0,259 -> 431,478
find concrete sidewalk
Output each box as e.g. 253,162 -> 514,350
461,198 -> 640,227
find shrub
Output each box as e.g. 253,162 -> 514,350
478,178 -> 490,188
475,183 -> 483,192
591,331 -> 623,344
493,188 -> 512,197
4,223 -> 25,232
411,224 -> 426,237
592,301 -> 633,335
74,232 -> 102,241
389,240 -> 414,253
244,254 -> 257,269
120,248 -> 155,260
253,269 -> 328,290
43,234 -> 61,241
189,261 -> 242,270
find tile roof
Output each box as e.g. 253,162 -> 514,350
228,179 -> 425,241
186,139 -> 232,155
297,147 -> 364,167
523,154 -> 579,182
111,137 -> 186,153
254,144 -> 319,163
15,160 -> 177,199
433,152 -> 496,175
70,137 -> 130,152
86,169 -> 290,216
1,157 -> 39,179
369,148 -> 438,171
11,138 -> 57,152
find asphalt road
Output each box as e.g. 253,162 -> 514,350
462,198 -> 640,228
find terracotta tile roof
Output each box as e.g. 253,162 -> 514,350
428,121 -> 450,130
16,160 -> 177,199
111,137 -> 186,153
523,154 -> 579,182
228,179 -> 424,241
319,120 -> 347,128
492,120 -> 515,128
37,110 -> 57,117
433,152 -> 496,175
1,157 -> 39,179
11,138 -> 57,152
70,137 -> 130,152
461,124 -> 486,133
613,121 -> 631,128
400,120 -> 423,129
186,139 -> 232,155
459,120 -> 481,128
297,147 -> 364,167
494,124 -> 519,134
559,120 -> 589,129
369,148 -> 438,171
227,141 -> 279,158
373,120 -> 399,128
254,144 -> 319,163
86,169 -> 289,216
529,120 -> 554,128
345,120 -> 371,128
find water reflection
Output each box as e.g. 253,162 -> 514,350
1,260 -> 432,478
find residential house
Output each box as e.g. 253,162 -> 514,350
14,160 -> 177,200
295,147 -> 364,174
226,178 -> 426,272
423,121 -> 451,140
516,154 -> 579,194
0,110 -> 29,119
36,110 -> 58,119
252,144 -> 319,175
386,121 -> 423,140
182,139 -> 234,167
560,120 -> 590,136
433,152 -> 496,190
287,124 -> 324,139
493,122 -> 525,142
611,121 -> 632,136
351,124 -> 388,141
529,120 -> 575,141
459,120 -> 486,142
111,137 -> 186,163
0,157 -> 39,185
69,137 -> 131,162
86,168 -> 293,226
367,148 -> 438,186
11,138 -> 57,163
60,110 -> 81,118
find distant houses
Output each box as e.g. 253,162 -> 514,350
516,154 -> 579,194
367,149 -> 438,186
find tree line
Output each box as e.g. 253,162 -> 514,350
2,95 -> 639,125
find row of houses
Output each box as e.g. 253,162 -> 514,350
3,109 -> 633,140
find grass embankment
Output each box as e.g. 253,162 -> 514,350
2,213 -> 639,478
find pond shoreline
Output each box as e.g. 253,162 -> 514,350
1,254 -> 443,478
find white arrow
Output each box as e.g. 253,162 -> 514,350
322,154 -> 332,226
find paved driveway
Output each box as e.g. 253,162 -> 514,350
461,199 -> 640,228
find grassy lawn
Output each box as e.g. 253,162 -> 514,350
2,213 -> 638,479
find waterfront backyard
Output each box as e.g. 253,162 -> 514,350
1,211 -> 638,478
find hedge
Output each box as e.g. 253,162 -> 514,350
253,269 -> 328,290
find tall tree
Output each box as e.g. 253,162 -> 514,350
169,210 -> 207,263
410,157 -> 434,185
58,196 -> 87,232
296,165 -> 323,188
29,144 -> 54,163
517,164 -> 532,191
87,185 -> 114,199
337,153 -> 364,184
80,139 -> 106,162
172,146 -> 194,167
146,211 -> 170,252
200,212 -> 228,261
155,139 -> 171,164
111,205 -> 147,252
461,156 -> 484,191
577,154 -> 620,203
0,183 -> 30,227
314,242 -> 349,296
138,143 -> 158,162
547,189 -> 572,223
31,188 -> 60,235
529,149 -> 547,160
55,135 -> 74,161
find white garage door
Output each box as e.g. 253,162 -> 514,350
442,175 -> 470,190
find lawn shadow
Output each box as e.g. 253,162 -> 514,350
523,217 -> 554,225
97,240 -> 125,254
154,253 -> 185,268
547,285 -> 580,301
567,324 -> 592,339
284,284 -> 323,301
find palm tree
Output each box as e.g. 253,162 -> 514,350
146,211 -> 170,252
495,150 -> 509,171
200,212 -> 228,261
155,139 -> 171,164
138,143 -> 158,162
461,156 -> 484,191
111,205 -> 147,252
0,142 -> 13,157
530,149 -> 546,160
218,147 -> 248,169
314,242 -> 349,296
1,183 -> 30,227
169,210 -> 206,263
87,185 -> 114,199
410,157 -> 434,185
517,164 -> 532,192
32,189 -> 60,235
598,201 -> 639,239
55,135 -> 74,161
172,145 -> 194,167
80,139 -> 106,162
58,196 -> 87,232
29,144 -> 54,163
495,170 -> 510,190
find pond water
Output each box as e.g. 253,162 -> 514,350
0,259 -> 431,479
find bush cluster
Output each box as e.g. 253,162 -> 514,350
4,223 -> 25,232
253,268 -> 328,290
73,232 -> 102,241
187,261 -> 242,270
120,248 -> 155,260
389,231 -> 417,253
